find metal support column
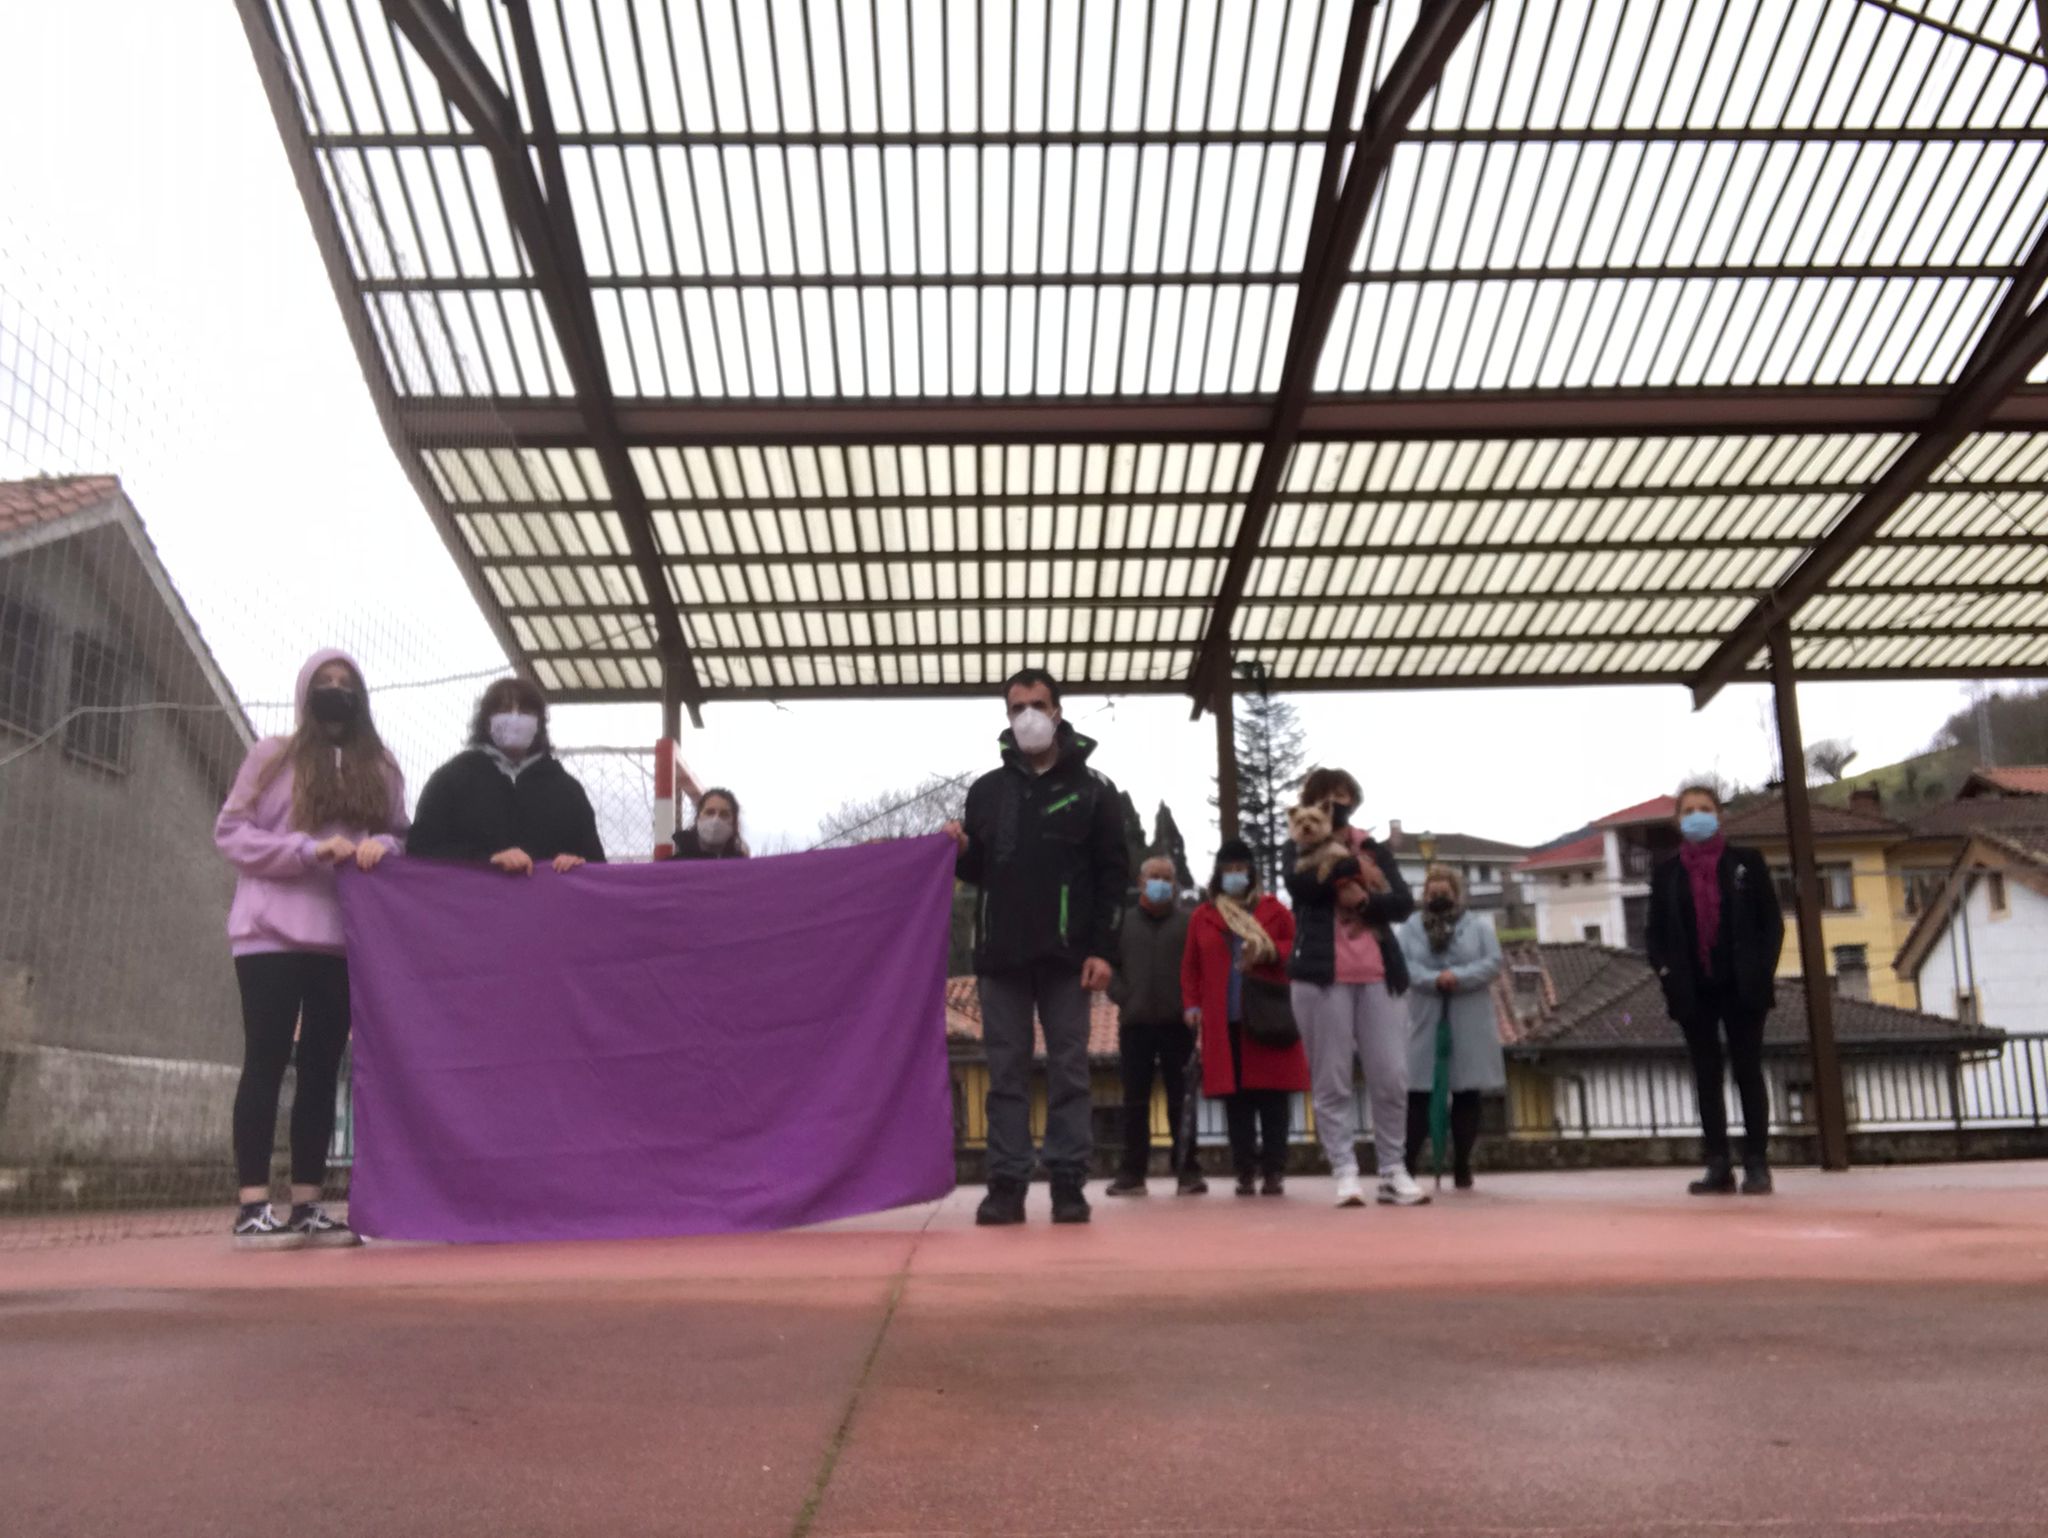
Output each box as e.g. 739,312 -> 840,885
1214,673 -> 1239,842
1769,624 -> 1851,1171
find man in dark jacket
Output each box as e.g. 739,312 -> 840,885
1106,856 -> 1203,1198
945,669 -> 1128,1226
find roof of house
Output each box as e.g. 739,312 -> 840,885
1593,795 -> 1679,829
945,976 -> 1122,1062
1902,795 -> 2048,840
1383,827 -> 1530,864
1893,825 -> 2048,976
1960,767 -> 2048,798
1515,832 -> 1606,873
1495,942 -> 1999,1053
1720,795 -> 1909,843
0,475 -> 254,772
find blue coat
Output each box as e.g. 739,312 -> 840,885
1396,912 -> 1507,1093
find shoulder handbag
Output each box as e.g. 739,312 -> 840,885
1240,973 -> 1300,1047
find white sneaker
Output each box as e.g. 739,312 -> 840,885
1377,1167 -> 1431,1206
1333,1172 -> 1367,1208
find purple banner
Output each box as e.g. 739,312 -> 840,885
336,837 -> 958,1242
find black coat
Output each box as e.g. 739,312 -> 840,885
954,723 -> 1129,974
1644,844 -> 1785,1021
407,750 -> 606,866
1285,836 -> 1415,993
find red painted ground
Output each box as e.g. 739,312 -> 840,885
4,1165 -> 2047,1537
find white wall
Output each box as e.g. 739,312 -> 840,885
1529,873 -> 1615,944
1914,872 -> 2048,1032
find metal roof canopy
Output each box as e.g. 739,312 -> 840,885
240,0 -> 2048,722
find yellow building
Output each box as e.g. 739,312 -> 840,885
1719,793 -> 1913,1007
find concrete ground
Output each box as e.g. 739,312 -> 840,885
4,1163 -> 2047,1538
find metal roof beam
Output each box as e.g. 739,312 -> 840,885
1691,218 -> 2048,709
380,0 -> 703,720
396,384 -> 2048,446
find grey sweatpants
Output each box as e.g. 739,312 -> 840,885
1292,979 -> 1410,1178
979,961 -> 1094,1184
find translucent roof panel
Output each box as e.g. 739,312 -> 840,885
246,0 -> 2048,703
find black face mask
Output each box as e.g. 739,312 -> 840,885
308,686 -> 360,726
1427,895 -> 1455,914
1329,802 -> 1354,831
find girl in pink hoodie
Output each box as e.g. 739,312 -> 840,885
214,649 -> 407,1249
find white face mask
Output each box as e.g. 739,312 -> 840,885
697,812 -> 734,848
1011,706 -> 1058,755
489,712 -> 539,753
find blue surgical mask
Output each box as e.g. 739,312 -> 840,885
1143,878 -> 1174,906
1220,871 -> 1251,897
1679,810 -> 1720,844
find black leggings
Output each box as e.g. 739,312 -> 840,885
1679,1005 -> 1770,1167
232,953 -> 351,1190
1405,1089 -> 1482,1178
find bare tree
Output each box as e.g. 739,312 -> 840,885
814,771 -> 973,848
1807,738 -> 1859,783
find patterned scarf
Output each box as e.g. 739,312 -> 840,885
1678,834 -> 1726,970
1422,897 -> 1462,953
1215,892 -> 1277,968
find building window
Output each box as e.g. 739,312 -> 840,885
1772,863 -> 1855,912
0,595 -> 48,733
1582,923 -> 1602,944
1956,991 -> 1980,1025
1479,864 -> 1493,881
1988,872 -> 2008,916
1900,868 -> 1947,916
63,635 -> 132,771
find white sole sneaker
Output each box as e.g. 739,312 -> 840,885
233,1229 -> 308,1252
1334,1175 -> 1367,1208
1377,1181 -> 1432,1207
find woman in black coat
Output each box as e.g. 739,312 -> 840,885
665,786 -> 749,860
1644,783 -> 1785,1196
407,677 -> 606,874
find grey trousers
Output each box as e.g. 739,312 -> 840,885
1292,980 -> 1410,1178
979,961 -> 1094,1184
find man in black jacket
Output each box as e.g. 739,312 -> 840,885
945,669 -> 1128,1226
1106,856 -> 1202,1198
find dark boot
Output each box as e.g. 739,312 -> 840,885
1741,1161 -> 1774,1196
1259,1173 -> 1285,1197
975,1177 -> 1028,1226
1688,1159 -> 1737,1196
1177,1162 -> 1209,1196
1050,1175 -> 1091,1225
1234,1173 -> 1257,1197
1105,1171 -> 1148,1197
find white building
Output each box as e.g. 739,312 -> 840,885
1516,796 -> 1677,950
1898,826 -> 2048,1031
1381,820 -> 1531,933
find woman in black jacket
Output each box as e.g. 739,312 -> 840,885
407,678 -> 606,874
667,787 -> 749,860
1644,783 -> 1785,1196
1285,766 -> 1425,1209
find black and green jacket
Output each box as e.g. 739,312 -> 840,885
955,722 -> 1129,975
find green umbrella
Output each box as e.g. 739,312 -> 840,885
1429,994 -> 1454,1191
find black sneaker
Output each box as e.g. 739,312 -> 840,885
1234,1174 -> 1257,1197
975,1178 -> 1028,1226
233,1202 -> 306,1251
1688,1161 -> 1738,1196
1741,1164 -> 1774,1196
1049,1176 -> 1091,1225
1177,1169 -> 1209,1196
1454,1168 -> 1475,1192
1105,1173 -> 1149,1197
1260,1174 -> 1285,1197
287,1202 -> 363,1248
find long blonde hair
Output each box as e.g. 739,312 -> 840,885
254,661 -> 398,832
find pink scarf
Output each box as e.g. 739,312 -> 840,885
1678,835 -> 1725,971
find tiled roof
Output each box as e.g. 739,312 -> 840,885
945,975 -> 1122,1061
1720,795 -> 1907,842
1961,767 -> 2048,798
1984,826 -> 2048,867
1498,943 -> 1997,1051
0,474 -> 120,536
1383,828 -> 1530,863
1515,832 -> 1605,872
1593,795 -> 1678,828
1903,797 -> 2048,840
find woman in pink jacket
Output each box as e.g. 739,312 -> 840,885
214,650 -> 407,1250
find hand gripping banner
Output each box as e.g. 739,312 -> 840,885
336,836 -> 958,1242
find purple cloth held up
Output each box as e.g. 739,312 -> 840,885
336,836 -> 958,1243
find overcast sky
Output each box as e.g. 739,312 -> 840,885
0,0 -> 2007,873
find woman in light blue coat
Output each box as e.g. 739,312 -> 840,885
1396,865 -> 1505,1190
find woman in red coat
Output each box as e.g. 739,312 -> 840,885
1182,838 -> 1312,1196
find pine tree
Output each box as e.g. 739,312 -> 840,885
1152,801 -> 1195,890
1215,660 -> 1306,892
1117,788 -> 1149,898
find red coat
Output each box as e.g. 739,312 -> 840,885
1181,898 -> 1311,1097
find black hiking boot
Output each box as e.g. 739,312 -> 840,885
1049,1176 -> 1091,1225
1688,1160 -> 1738,1196
975,1177 -> 1028,1226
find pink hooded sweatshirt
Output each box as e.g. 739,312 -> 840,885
214,649 -> 409,957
